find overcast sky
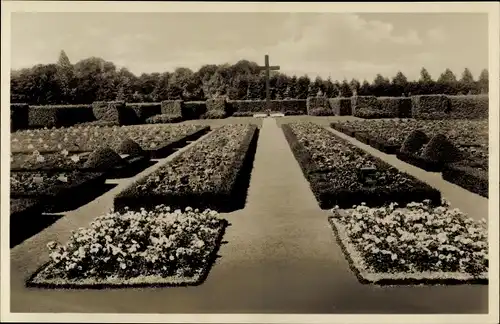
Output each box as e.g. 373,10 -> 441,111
11,12 -> 488,82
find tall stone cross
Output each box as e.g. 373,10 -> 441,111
258,54 -> 280,110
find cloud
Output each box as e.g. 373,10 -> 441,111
427,27 -> 446,42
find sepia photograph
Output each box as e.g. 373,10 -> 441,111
1,1 -> 499,323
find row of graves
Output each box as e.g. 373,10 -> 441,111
10,117 -> 489,289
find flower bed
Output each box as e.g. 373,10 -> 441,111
11,150 -> 150,179
331,119 -> 488,148
10,171 -> 106,212
114,124 -> 258,213
283,122 -> 441,209
329,200 -> 488,285
10,124 -> 210,158
26,206 -> 228,288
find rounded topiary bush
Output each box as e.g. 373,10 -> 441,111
116,138 -> 145,156
83,147 -> 125,170
422,134 -> 462,163
401,130 -> 429,153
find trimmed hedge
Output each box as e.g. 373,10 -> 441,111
448,95 -> 489,119
204,98 -> 227,118
232,111 -> 257,117
29,105 -> 95,128
229,99 -> 307,115
125,103 -> 161,123
351,96 -> 379,116
442,163 -> 488,198
328,98 -> 352,116
308,107 -> 335,116
160,100 -> 184,118
92,101 -> 127,125
183,101 -> 207,120
11,103 -> 29,131
145,114 -> 183,124
307,97 -> 330,115
411,95 -> 451,120
353,109 -> 397,119
377,97 -> 412,118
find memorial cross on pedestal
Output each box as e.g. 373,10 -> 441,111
257,54 -> 280,112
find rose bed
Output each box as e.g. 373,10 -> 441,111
26,206 -> 228,288
329,200 -> 488,285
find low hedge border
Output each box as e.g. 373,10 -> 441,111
145,114 -> 183,124
11,154 -> 151,179
114,126 -> 259,213
145,126 -> 210,159
354,108 -> 397,119
282,124 -> 441,209
442,164 -> 488,198
26,218 -> 229,289
396,151 -> 444,172
368,138 -> 401,155
10,197 -> 46,221
228,99 -> 307,115
354,132 -> 371,145
328,213 -> 488,285
10,171 -> 107,212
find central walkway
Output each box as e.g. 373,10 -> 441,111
10,118 -> 488,314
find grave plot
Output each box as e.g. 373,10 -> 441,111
10,170 -> 107,213
329,200 -> 488,285
11,124 -> 210,159
330,119 -> 487,155
26,206 -> 228,288
330,119 -> 489,197
114,124 -> 259,213
282,122 -> 441,209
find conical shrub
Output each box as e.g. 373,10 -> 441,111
116,138 -> 145,156
83,147 -> 125,170
422,134 -> 462,163
401,129 -> 429,153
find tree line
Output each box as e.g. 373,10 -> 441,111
10,50 -> 489,105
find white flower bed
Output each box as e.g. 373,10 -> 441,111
329,199 -> 488,284
27,206 -> 227,288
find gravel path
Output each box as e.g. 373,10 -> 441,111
9,117 -> 488,314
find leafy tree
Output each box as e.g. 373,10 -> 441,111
296,75 -> 311,99
371,74 -> 391,96
358,80 -> 372,96
458,68 -> 476,94
340,79 -> 352,97
349,78 -> 361,96
392,71 -> 409,96
477,69 -> 489,94
437,68 -> 459,94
